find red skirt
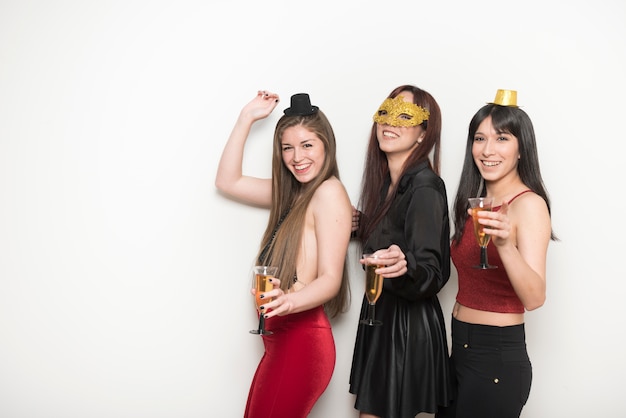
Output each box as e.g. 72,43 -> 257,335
244,305 -> 335,418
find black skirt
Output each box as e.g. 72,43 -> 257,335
349,290 -> 453,417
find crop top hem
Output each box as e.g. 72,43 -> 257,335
456,297 -> 525,314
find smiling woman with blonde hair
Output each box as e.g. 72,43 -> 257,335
215,91 -> 352,418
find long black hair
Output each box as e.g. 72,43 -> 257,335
451,104 -> 557,242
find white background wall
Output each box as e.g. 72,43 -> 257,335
1,1 -> 624,417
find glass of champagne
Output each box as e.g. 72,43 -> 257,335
250,265 -> 278,335
468,197 -> 497,269
360,253 -> 383,326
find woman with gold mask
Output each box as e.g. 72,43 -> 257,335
349,85 -> 453,417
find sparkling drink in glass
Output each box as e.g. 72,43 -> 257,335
468,197 -> 497,269
360,254 -> 383,326
250,266 -> 278,335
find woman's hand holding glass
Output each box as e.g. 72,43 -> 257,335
484,201 -> 511,247
468,197 -> 497,269
359,246 -> 407,327
250,266 -> 279,335
468,198 -> 513,269
364,245 -> 407,278
253,277 -> 294,320
468,200 -> 512,248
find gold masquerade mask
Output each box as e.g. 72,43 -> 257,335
372,95 -> 430,127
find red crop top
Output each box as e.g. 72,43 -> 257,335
451,190 -> 532,314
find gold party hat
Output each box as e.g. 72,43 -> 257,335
489,89 -> 518,107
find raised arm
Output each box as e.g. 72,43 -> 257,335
214,90 -> 280,207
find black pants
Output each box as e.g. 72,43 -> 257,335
436,317 -> 532,418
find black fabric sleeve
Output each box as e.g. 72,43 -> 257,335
386,184 -> 451,301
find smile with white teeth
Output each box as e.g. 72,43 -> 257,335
482,161 -> 501,167
295,163 -> 311,171
383,131 -> 399,138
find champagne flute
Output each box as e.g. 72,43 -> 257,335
250,265 -> 278,335
468,197 -> 497,269
359,253 -> 383,326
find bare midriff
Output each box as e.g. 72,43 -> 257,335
452,302 -> 524,327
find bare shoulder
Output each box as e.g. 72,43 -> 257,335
310,177 -> 351,209
510,191 -> 551,237
510,191 -> 549,216
313,177 -> 349,199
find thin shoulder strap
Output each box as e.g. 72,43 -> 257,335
507,189 -> 533,204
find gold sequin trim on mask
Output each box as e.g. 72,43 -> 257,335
372,95 -> 430,127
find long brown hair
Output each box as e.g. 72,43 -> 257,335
357,85 -> 443,243
256,109 -> 350,318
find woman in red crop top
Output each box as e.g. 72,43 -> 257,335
436,90 -> 557,418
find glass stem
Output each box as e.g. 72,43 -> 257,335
480,246 -> 488,266
368,303 -> 376,322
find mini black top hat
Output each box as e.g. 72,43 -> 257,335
283,93 -> 319,116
